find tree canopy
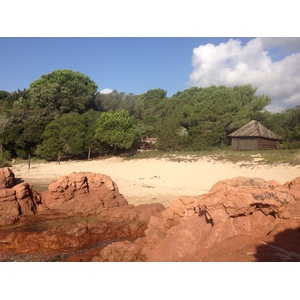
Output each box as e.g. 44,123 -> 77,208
1,68 -> 300,161
36,111 -> 101,160
29,70 -> 98,116
94,110 -> 140,154
143,85 -> 272,150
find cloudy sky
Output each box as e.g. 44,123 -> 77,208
1,37 -> 299,113
189,37 -> 300,112
1,2 -> 299,113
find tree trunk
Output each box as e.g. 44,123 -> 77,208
57,151 -> 61,165
88,146 -> 91,160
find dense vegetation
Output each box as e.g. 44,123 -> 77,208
1,69 -> 300,162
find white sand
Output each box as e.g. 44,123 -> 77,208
10,156 -> 300,207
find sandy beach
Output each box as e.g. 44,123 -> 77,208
10,156 -> 300,207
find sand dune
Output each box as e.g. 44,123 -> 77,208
10,156 -> 300,207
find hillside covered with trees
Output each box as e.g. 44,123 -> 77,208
1,69 -> 300,162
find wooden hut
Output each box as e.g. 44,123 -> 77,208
228,120 -> 281,151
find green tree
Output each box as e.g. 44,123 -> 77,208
36,112 -> 101,160
156,116 -> 190,151
93,90 -> 125,112
35,120 -> 64,160
156,84 -> 272,150
29,69 -> 98,116
94,110 -> 140,154
0,90 -> 10,100
265,106 -> 300,148
0,123 -> 25,158
0,118 -> 47,159
139,88 -> 167,117
119,93 -> 141,119
93,90 -> 142,119
0,89 -> 30,118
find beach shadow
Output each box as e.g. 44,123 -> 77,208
119,149 -> 138,157
254,226 -> 300,262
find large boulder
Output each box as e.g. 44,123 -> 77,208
41,172 -> 127,215
0,188 -> 20,226
14,182 -> 40,215
0,168 -> 40,226
94,176 -> 300,262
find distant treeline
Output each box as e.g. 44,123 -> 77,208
0,69 -> 300,161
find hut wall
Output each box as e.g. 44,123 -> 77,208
231,137 -> 258,151
231,137 -> 279,151
257,138 -> 279,150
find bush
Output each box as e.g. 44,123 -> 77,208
0,155 -> 11,168
281,140 -> 300,149
292,153 -> 300,165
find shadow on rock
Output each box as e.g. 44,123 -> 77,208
255,226 -> 300,262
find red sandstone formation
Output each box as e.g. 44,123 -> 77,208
41,172 -> 128,215
1,166 -> 300,262
92,176 -> 300,262
0,168 -> 40,226
0,167 -> 15,189
0,168 -> 165,261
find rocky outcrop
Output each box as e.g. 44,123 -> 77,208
0,202 -> 165,261
2,166 -> 300,262
0,168 -> 40,226
93,176 -> 300,262
0,169 -> 130,227
0,188 -> 20,226
0,168 -> 165,261
41,172 -> 127,215
0,167 -> 15,188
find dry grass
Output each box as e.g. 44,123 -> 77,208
127,148 -> 300,165
4,148 -> 300,168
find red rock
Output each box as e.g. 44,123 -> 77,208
88,203 -> 165,245
0,198 -> 164,261
97,176 -> 300,262
41,172 -> 127,215
13,182 -> 38,216
2,170 -> 300,262
0,167 -> 15,189
202,234 -> 261,262
92,240 -> 145,262
284,176 -> 300,200
0,168 -> 41,226
0,188 -> 20,226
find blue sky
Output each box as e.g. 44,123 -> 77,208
1,37 -> 300,112
1,2 -> 299,113
0,37 -> 253,96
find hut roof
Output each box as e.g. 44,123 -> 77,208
228,120 -> 281,140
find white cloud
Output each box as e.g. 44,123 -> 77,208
189,37 -> 300,112
99,88 -> 113,94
